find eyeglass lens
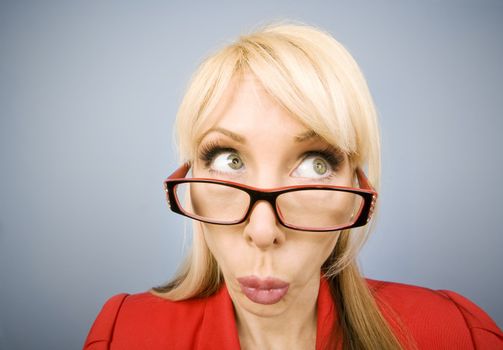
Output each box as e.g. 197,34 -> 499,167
174,182 -> 363,230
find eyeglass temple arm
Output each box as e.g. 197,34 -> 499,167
167,162 -> 191,180
356,167 -> 375,192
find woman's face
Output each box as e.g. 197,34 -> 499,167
193,74 -> 354,317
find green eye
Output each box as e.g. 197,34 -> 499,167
227,154 -> 243,170
292,154 -> 333,179
210,151 -> 245,173
313,157 -> 328,175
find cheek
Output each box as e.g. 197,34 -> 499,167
295,232 -> 339,270
201,224 -> 243,270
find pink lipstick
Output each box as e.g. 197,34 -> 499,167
237,276 -> 290,305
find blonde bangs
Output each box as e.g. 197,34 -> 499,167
176,22 -> 380,189
239,31 -> 356,156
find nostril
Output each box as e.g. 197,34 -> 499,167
273,238 -> 278,245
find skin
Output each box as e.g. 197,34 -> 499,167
193,73 -> 355,349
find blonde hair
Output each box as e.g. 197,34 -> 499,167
154,20 -> 409,350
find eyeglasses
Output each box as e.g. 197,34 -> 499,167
163,163 -> 377,232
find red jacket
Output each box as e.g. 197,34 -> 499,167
83,278 -> 502,349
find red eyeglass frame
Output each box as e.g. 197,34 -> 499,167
163,163 -> 378,232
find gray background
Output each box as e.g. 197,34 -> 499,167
1,1 -> 502,349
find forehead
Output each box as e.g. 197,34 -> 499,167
199,73 -> 310,143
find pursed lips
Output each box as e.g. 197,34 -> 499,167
237,276 -> 290,305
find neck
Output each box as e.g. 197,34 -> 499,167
234,276 -> 320,350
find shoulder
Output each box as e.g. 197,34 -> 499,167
366,279 -> 503,349
83,291 -> 210,350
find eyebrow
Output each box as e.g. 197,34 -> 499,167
197,127 -> 247,145
294,130 -> 320,142
197,127 -> 321,144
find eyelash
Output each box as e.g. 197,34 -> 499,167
197,142 -> 344,173
198,141 -> 237,168
304,147 -> 344,173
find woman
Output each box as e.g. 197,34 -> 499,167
83,21 -> 502,349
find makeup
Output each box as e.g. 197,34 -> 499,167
237,276 -> 290,305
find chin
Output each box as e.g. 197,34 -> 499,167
236,292 -> 291,317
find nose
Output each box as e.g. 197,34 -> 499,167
243,201 -> 286,250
